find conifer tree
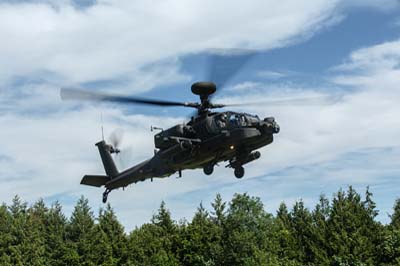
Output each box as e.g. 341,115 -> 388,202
44,201 -> 70,266
276,202 -> 290,227
289,200 -> 315,263
8,195 -> 28,266
151,201 -> 176,233
180,203 -> 222,265
128,201 -> 179,266
222,193 -> 278,266
66,196 -> 96,266
377,226 -> 400,265
310,195 -> 330,265
209,194 -> 226,265
0,203 -> 12,265
275,202 -> 298,263
377,198 -> 400,265
94,204 -> 128,265
327,187 -> 379,266
24,199 -> 47,265
211,193 -> 226,226
390,198 -> 400,229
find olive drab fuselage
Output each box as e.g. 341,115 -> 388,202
76,82 -> 280,203
96,111 -> 280,190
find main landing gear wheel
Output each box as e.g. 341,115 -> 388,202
203,164 -> 214,175
234,166 -> 245,179
102,189 -> 111,203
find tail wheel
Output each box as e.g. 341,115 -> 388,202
203,164 -> 214,175
102,193 -> 108,204
102,189 -> 111,203
234,166 -> 245,179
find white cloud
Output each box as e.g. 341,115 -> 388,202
256,70 -> 288,80
0,0 -> 344,88
333,40 -> 400,74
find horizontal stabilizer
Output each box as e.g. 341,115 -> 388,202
81,175 -> 109,187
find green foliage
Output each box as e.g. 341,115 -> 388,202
310,195 -> 330,265
66,196 -> 97,265
391,198 -> 400,230
326,187 -> 381,266
127,201 -> 179,266
0,187 -> 396,265
0,203 -> 12,265
221,193 -> 279,265
179,203 -> 222,265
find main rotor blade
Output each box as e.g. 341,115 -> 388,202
60,88 -> 198,108
206,48 -> 256,90
214,95 -> 342,107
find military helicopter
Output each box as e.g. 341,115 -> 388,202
61,81 -> 280,203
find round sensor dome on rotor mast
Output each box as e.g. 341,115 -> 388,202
191,82 -> 217,114
191,82 -> 217,96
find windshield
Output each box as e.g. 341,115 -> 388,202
210,113 -> 248,134
215,113 -> 228,129
229,113 -> 247,127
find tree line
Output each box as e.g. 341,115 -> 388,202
0,186 -> 400,266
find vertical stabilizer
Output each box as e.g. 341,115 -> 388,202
96,140 -> 119,178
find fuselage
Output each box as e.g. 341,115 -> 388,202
105,111 -> 279,190
72,81 -> 280,203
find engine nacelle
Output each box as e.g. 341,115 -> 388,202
154,125 -> 197,149
154,125 -> 184,149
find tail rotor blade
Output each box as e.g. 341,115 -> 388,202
109,128 -> 124,149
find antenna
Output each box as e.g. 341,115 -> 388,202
151,125 -> 163,132
101,113 -> 104,141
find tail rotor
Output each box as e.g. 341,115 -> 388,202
108,128 -> 124,154
108,129 -> 133,169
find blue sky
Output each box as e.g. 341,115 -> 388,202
0,0 -> 400,230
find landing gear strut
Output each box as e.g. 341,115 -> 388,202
203,164 -> 214,175
234,166 -> 245,179
102,189 -> 111,203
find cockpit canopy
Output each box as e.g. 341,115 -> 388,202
210,112 -> 260,133
154,112 -> 262,149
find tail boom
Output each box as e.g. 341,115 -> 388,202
96,140 -> 119,177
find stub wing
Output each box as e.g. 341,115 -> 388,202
81,175 -> 109,187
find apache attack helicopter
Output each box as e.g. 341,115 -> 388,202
61,81 -> 280,203
60,49 -> 302,203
